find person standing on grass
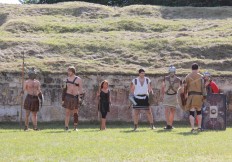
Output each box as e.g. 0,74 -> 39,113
22,68 -> 43,131
193,71 -> 220,125
130,68 -> 155,131
97,80 -> 111,130
62,66 -> 83,131
160,65 -> 181,130
184,63 -> 207,133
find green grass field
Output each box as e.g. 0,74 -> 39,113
0,122 -> 232,162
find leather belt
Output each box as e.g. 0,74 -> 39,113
188,91 -> 202,96
166,92 -> 177,95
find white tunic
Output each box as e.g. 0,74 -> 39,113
132,77 -> 151,99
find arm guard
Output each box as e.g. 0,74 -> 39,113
129,94 -> 137,105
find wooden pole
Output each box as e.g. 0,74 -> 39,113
20,51 -> 25,130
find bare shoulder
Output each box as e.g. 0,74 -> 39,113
34,79 -> 41,84
74,76 -> 82,84
76,76 -> 82,81
25,80 -> 29,83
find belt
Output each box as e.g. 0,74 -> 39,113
166,92 -> 177,95
27,94 -> 38,98
66,93 -> 78,98
188,91 -> 202,96
136,94 -> 148,97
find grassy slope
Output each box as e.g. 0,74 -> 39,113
0,2 -> 232,75
0,122 -> 232,161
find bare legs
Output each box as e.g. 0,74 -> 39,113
100,118 -> 106,130
133,109 -> 140,126
146,108 -> 154,125
24,110 -> 30,129
65,108 -> 79,131
165,107 -> 176,129
24,110 -> 38,130
73,108 -> 79,131
65,109 -> 71,129
31,111 -> 38,129
133,108 -> 154,130
189,108 -> 202,132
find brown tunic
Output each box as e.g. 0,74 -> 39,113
184,72 -> 207,111
24,94 -> 40,112
63,93 -> 79,110
163,76 -> 181,108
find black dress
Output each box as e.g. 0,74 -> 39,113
99,90 -> 110,118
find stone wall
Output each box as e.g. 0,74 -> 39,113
0,72 -> 232,122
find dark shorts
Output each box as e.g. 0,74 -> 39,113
63,93 -> 79,110
24,94 -> 39,112
133,96 -> 150,110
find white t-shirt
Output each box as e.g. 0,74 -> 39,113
132,77 -> 151,99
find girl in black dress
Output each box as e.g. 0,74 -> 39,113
97,80 -> 111,130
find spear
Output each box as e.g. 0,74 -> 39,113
96,73 -> 101,125
20,51 -> 25,130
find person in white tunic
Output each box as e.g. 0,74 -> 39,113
160,66 -> 181,130
130,69 -> 155,131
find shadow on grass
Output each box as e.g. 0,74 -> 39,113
1,121 -> 231,131
156,129 -> 173,133
120,130 -> 147,133
44,130 -> 68,133
176,131 -> 200,136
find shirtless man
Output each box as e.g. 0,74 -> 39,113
23,68 -> 43,131
62,66 -> 83,131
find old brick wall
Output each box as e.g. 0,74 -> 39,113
0,72 -> 232,122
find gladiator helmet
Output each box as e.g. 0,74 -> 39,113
168,65 -> 176,73
203,71 -> 211,77
28,67 -> 37,80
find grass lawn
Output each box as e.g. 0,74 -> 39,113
0,122 -> 232,161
